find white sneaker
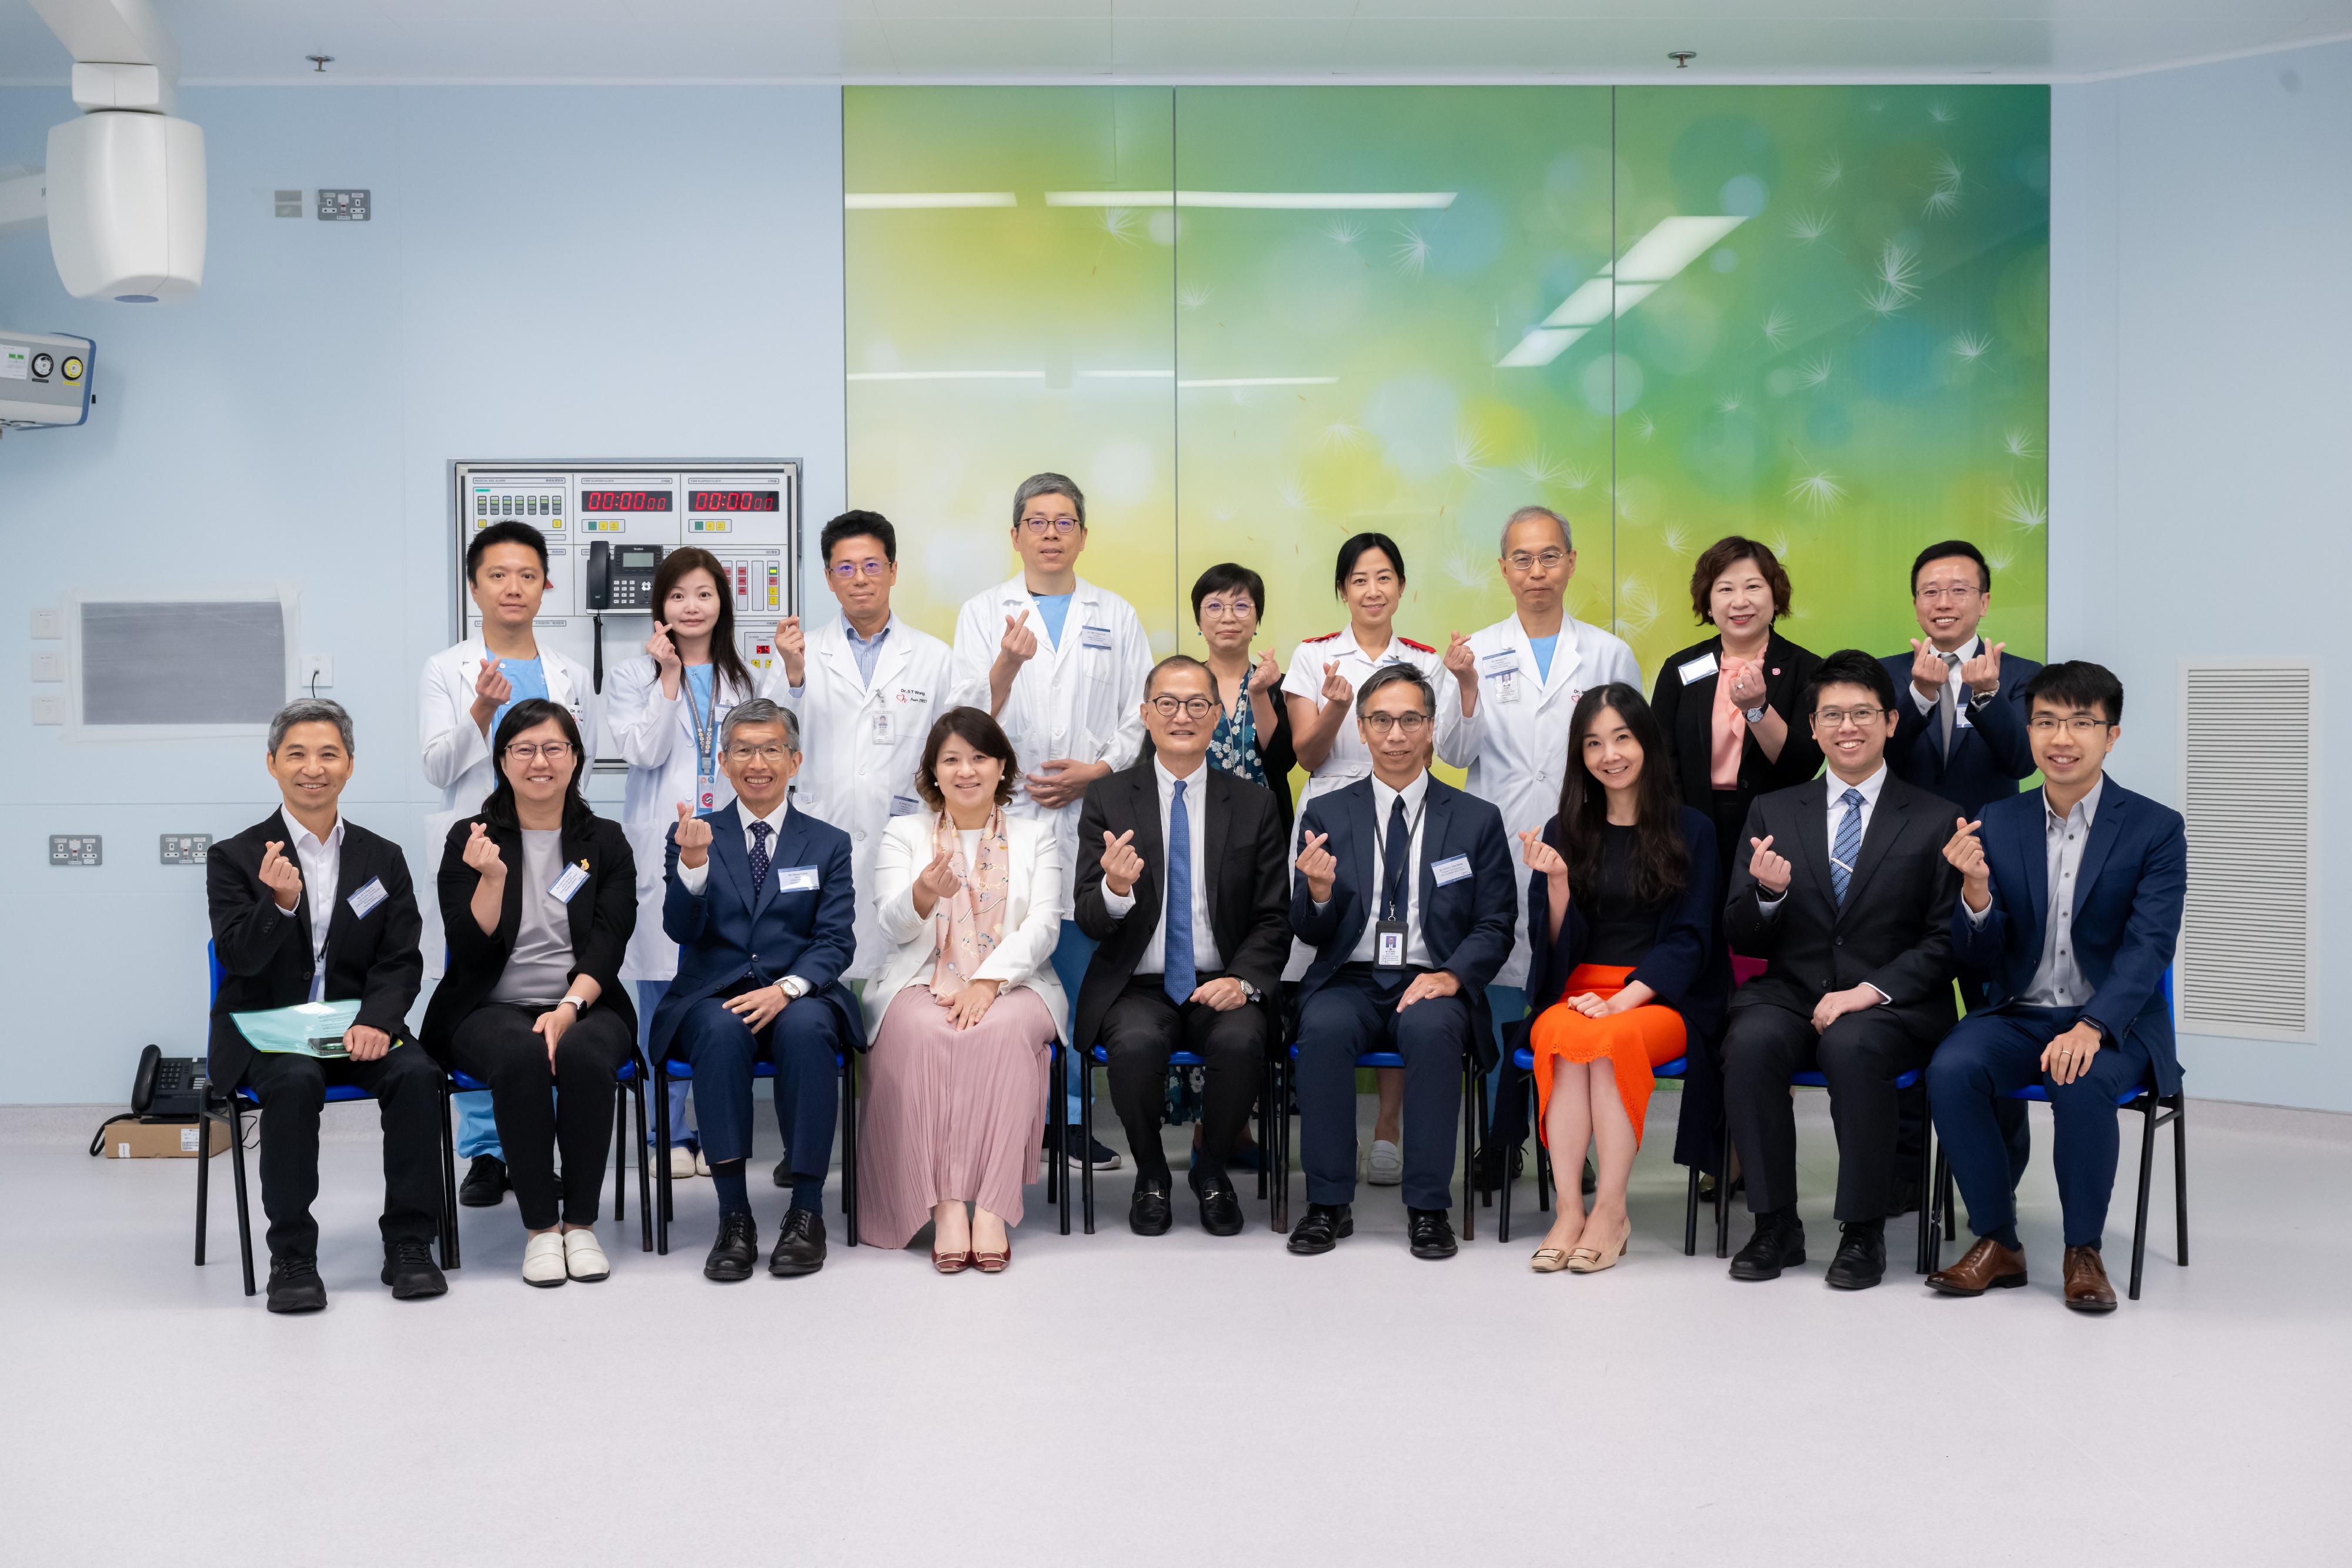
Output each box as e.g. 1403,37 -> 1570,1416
1367,1139 -> 1404,1186
523,1231 -> 568,1288
562,1228 -> 610,1282
694,1148 -> 711,1176
667,1144 -> 697,1180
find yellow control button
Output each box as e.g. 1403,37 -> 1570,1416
62,356 -> 85,381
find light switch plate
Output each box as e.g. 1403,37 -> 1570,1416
50,835 -> 101,866
31,607 -> 64,639
161,834 -> 213,864
32,649 -> 64,682
33,693 -> 64,725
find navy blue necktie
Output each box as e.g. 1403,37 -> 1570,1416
1163,780 -> 1197,1006
748,819 -> 773,892
1382,795 -> 1411,922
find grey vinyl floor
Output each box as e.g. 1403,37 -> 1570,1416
6,1091 -> 2349,1567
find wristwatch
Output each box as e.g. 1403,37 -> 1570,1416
560,995 -> 586,1013
779,976 -> 811,999
1743,704 -> 1768,725
1239,980 -> 1264,1004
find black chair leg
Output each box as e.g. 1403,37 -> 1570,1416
633,1075 -> 652,1253
1459,1058 -> 1476,1242
1683,1163 -> 1699,1257
1915,1111 -> 1936,1274
1498,1095 -> 1516,1245
437,1077 -> 462,1270
193,1094 -> 213,1266
654,1065 -> 672,1256
842,1054 -> 860,1249
1714,1125 -> 1732,1259
612,1081 -> 627,1224
2130,1094 -> 2158,1300
1255,1058 -> 1271,1204
2171,1096 -> 2188,1266
228,1095 -> 256,1296
1081,1052 -> 1097,1236
1476,1066 -> 1493,1210
1534,1078 -> 1553,1215
1054,1045 -> 1070,1236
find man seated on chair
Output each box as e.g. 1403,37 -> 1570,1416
1287,664 -> 1515,1260
1720,649 -> 1962,1290
206,699 -> 443,1313
652,698 -> 864,1282
1073,656 -> 1290,1237
1926,661 -> 2186,1313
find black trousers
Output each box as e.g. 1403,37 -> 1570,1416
1295,964 -> 1469,1212
1099,971 -> 1267,1188
1721,997 -> 1935,1223
242,1045 -> 442,1263
450,1002 -> 633,1230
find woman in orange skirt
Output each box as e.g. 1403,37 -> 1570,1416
1521,684 -> 1730,1273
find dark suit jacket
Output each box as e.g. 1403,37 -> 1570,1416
647,801 -> 865,1061
1955,778 -> 2186,1095
206,813 -> 424,1087
1650,628 -> 1825,817
1880,647 -> 2044,819
420,810 -> 639,1064
1724,773 -> 1962,1042
1523,805 -> 1731,1053
1071,761 -> 1291,1049
1289,774 -> 1518,1069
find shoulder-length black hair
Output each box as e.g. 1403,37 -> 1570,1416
483,698 -> 594,829
916,706 -> 1018,810
1333,531 -> 1406,594
652,546 -> 754,697
1556,684 -> 1688,906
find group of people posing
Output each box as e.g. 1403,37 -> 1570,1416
206,470 -> 2184,1318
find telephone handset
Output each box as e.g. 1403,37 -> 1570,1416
131,1043 -> 205,1119
586,541 -> 666,695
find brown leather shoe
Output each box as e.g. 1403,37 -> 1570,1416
1926,1236 -> 2028,1296
2063,1245 -> 2118,1313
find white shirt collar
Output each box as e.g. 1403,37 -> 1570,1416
2044,775 -> 2104,828
1153,754 -> 1210,795
742,797 -> 790,839
1824,764 -> 1889,807
1369,769 -> 1431,820
278,805 -> 345,852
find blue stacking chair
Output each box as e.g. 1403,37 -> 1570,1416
1495,1047 -> 1709,1255
1074,1042 -> 1280,1234
652,1048 -> 860,1254
1269,1040 -> 1487,1240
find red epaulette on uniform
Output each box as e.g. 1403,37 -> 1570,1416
1396,636 -> 1436,654
1301,629 -> 1342,644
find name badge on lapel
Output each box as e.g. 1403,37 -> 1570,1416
889,794 -> 923,817
777,865 -> 821,893
1431,855 -> 1473,886
345,877 -> 388,919
549,861 -> 590,903
1678,651 -> 1720,685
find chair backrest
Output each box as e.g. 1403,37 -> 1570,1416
208,940 -> 224,1007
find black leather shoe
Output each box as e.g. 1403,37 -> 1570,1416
1407,1207 -> 1458,1260
1287,1202 -> 1352,1255
1469,1141 -> 1524,1195
769,1207 -> 827,1276
1885,1177 -> 1922,1217
1729,1214 -> 1807,1281
1825,1223 -> 1887,1290
772,1156 -> 791,1188
265,1258 -> 327,1313
1130,1179 -> 1172,1236
1192,1174 -> 1244,1237
704,1211 -> 759,1282
379,1238 -> 447,1300
458,1155 -> 509,1208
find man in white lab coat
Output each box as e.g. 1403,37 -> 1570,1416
417,520 -> 596,1207
950,473 -> 1152,1169
1456,506 -> 1642,1186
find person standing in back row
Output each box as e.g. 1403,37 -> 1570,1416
950,473 -> 1153,1174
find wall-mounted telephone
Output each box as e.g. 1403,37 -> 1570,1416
132,1043 -> 205,1118
584,540 -> 664,612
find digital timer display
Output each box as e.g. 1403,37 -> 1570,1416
689,490 -> 781,513
580,490 -> 673,512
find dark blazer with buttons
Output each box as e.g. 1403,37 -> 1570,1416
206,813 -> 425,1088
1723,773 -> 1963,1043
1880,647 -> 2043,819
420,809 -> 639,1064
1955,778 -> 2186,1095
1289,774 -> 1518,1070
1070,760 -> 1292,1051
1649,628 -> 1825,820
647,800 -> 865,1062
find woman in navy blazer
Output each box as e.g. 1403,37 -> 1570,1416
1519,685 -> 1730,1271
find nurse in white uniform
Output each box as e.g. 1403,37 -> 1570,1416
419,521 -> 595,1200
1281,531 -> 1480,1185
949,473 -> 1151,1169
607,546 -> 762,1178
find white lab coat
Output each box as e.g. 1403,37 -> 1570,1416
606,653 -> 759,982
416,636 -> 596,979
765,614 -> 957,979
950,574 -> 1151,902
861,812 -> 1070,1042
1455,613 -> 1645,988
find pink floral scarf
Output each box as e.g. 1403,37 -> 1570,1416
928,808 -> 1010,998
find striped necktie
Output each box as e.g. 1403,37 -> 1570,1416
1830,788 -> 1864,905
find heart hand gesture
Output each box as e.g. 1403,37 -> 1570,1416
1100,828 -> 1145,897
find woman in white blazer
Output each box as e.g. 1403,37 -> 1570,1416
604,547 -> 761,1174
858,707 -> 1067,1272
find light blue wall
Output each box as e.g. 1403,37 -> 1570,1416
2050,41 -> 2352,1110
1,85 -> 846,1102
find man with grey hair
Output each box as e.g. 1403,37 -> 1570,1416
949,470 -> 1152,1172
207,699 -> 442,1312
1455,504 -> 1643,1189
650,696 -> 866,1279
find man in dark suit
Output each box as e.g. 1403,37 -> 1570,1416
206,700 -> 441,1313
1881,539 -> 2044,1204
1287,664 -> 1516,1260
653,698 -> 864,1282
1074,656 -> 1290,1236
1927,662 -> 2185,1312
1722,650 -> 1961,1290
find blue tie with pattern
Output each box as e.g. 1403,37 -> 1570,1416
1830,787 -> 1864,906
1164,780 -> 1197,1006
748,819 -> 773,894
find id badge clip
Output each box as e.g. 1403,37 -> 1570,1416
696,774 -> 718,813
1375,920 -> 1407,969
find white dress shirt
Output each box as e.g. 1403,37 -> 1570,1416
1907,635 -> 1981,714
675,798 -> 808,994
1099,758 -> 1224,977
1315,770 -> 1432,968
278,807 -> 344,1001
1967,777 -> 2103,1009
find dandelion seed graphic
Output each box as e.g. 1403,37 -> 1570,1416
2002,427 -> 2041,460
1439,546 -> 1487,591
1453,427 -> 1496,477
1178,283 -> 1212,311
1796,353 -> 1833,388
1763,530 -> 1793,563
1559,464 -> 1595,492
1618,578 -> 1659,636
1317,421 -> 1369,452
1814,152 -> 1845,190
1875,240 -> 1921,297
1661,524 -> 1691,558
1762,306 -> 1793,350
1996,485 -> 2047,533
1099,206 -> 1141,246
1631,412 -> 1656,441
1923,155 -> 1965,218
1929,102 -> 1957,124
1787,472 -> 1846,514
1862,283 -> 1912,317
1784,208 -> 1833,245
1949,331 -> 1992,362
1515,446 -> 1576,487
1389,223 -> 1431,278
1718,392 -> 1744,416
1985,546 -> 2016,574
1277,477 -> 1314,511
1324,219 -> 1363,247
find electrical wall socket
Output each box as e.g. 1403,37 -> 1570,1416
32,649 -> 64,682
31,607 -> 63,639
161,834 -> 213,864
33,693 -> 64,725
50,835 -> 101,866
301,653 -> 333,688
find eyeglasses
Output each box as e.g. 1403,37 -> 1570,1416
505,741 -> 574,762
727,743 -> 792,763
1020,516 -> 1081,536
2028,716 -> 2113,737
1504,549 -> 1570,572
1198,597 -> 1256,620
828,559 -> 890,580
1915,586 -> 1982,604
1811,706 -> 1886,730
1149,695 -> 1218,719
1363,712 -> 1431,735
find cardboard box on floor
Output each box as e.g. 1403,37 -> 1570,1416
103,1119 -> 229,1159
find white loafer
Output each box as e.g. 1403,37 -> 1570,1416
522,1231 -> 567,1288
667,1144 -> 697,1180
693,1148 -> 711,1176
1367,1139 -> 1404,1186
562,1228 -> 610,1282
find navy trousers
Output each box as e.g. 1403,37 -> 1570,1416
677,981 -> 844,1188
1295,964 -> 1469,1212
1925,1005 -> 2153,1249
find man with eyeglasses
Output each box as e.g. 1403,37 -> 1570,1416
1926,662 -> 2184,1313
950,472 -> 1153,1172
1072,657 -> 1291,1235
1456,505 -> 1642,1191
651,699 -> 865,1281
1719,649 -> 1961,1290
1286,665 -> 1515,1260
